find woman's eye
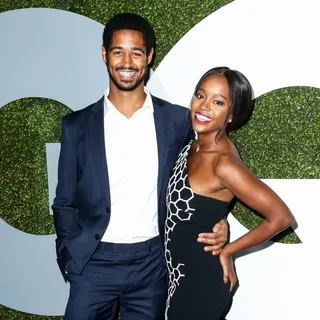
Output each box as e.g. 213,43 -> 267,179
195,93 -> 203,99
214,100 -> 224,106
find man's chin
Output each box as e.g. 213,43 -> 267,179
117,83 -> 139,91
111,78 -> 145,92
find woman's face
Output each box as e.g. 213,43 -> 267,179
191,74 -> 232,135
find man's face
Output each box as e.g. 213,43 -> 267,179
102,30 -> 154,91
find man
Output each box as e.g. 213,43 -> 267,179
53,13 -> 228,320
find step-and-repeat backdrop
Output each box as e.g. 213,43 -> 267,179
0,0 -> 319,319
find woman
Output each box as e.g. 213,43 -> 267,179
164,67 -> 294,319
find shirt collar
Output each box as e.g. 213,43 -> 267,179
104,87 -> 153,116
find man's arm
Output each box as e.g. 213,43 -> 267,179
52,116 -> 79,256
178,108 -> 195,151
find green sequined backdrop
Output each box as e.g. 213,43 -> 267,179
1,0 -> 319,319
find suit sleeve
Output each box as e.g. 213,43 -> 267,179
179,108 -> 194,151
52,116 -> 79,255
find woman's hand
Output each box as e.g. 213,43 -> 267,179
219,247 -> 237,292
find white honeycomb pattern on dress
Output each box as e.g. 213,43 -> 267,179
165,141 -> 195,318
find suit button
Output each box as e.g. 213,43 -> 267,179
95,234 -> 100,240
106,207 -> 110,213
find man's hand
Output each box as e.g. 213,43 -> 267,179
197,218 -> 228,255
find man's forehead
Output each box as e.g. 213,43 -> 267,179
112,29 -> 144,38
109,30 -> 146,49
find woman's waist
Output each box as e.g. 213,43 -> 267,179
166,231 -> 213,253
166,239 -> 221,265
165,221 -> 216,235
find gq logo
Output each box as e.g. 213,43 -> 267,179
0,8 -> 107,316
0,1 -> 319,319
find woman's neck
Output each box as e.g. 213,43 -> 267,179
195,131 -> 228,152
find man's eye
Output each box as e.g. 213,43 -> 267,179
132,52 -> 142,57
114,51 -> 122,55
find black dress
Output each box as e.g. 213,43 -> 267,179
165,141 -> 230,319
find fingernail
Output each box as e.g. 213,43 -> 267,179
212,251 -> 217,255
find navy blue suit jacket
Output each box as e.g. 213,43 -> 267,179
52,95 -> 193,277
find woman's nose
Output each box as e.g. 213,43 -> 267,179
199,100 -> 211,111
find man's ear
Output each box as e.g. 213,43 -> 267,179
147,47 -> 154,65
101,45 -> 107,63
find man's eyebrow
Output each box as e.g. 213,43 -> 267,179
109,46 -> 123,51
109,46 -> 145,54
131,47 -> 145,54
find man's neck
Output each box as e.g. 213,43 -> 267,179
108,84 -> 147,119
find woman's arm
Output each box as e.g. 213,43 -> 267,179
216,155 -> 295,289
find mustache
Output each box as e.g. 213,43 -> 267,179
115,67 -> 139,72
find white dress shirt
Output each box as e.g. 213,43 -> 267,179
101,88 -> 159,243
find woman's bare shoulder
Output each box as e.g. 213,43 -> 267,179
214,141 -> 247,179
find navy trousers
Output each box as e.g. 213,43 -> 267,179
64,236 -> 167,320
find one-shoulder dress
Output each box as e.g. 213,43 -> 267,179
165,141 -> 230,319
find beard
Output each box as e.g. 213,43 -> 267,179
107,64 -> 148,91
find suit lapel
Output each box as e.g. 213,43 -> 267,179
86,95 -> 169,205
152,95 -> 170,199
87,97 -> 111,205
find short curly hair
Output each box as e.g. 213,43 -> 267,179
103,13 -> 155,56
